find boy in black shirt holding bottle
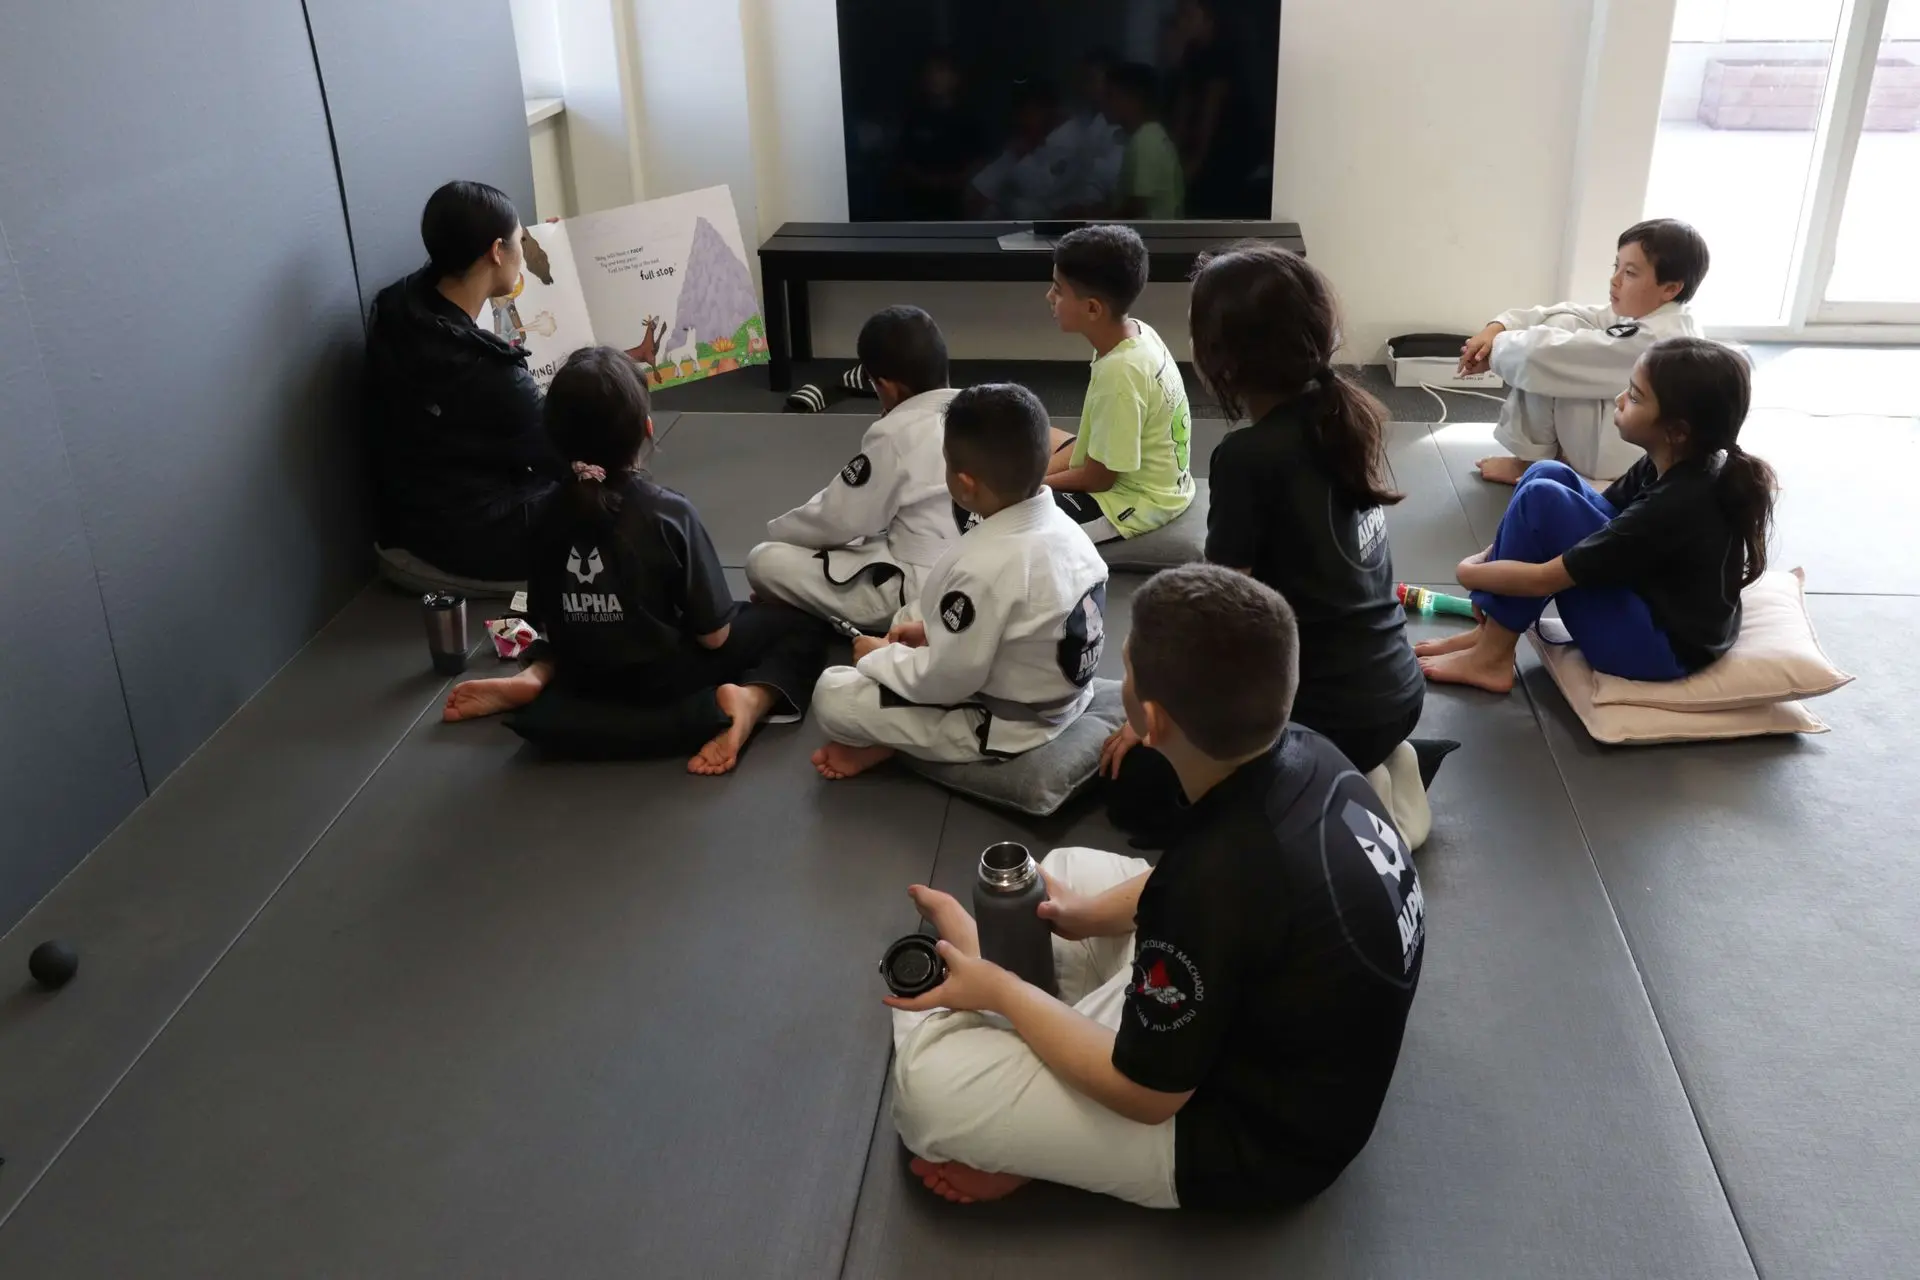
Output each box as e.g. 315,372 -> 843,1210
883,564 -> 1425,1209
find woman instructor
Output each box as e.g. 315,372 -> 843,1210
365,181 -> 564,582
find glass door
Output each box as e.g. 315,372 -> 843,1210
1644,0 -> 1917,333
1819,0 -> 1920,319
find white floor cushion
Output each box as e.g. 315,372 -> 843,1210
1529,623 -> 1829,745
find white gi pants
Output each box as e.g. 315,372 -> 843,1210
890,846 -> 1180,1209
810,665 -> 990,763
745,542 -> 916,633
1363,739 -> 1432,851
1492,390 -> 1643,483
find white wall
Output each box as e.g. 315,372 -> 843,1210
537,0 -> 1609,363
508,0 -> 564,98
528,113 -> 572,221
1270,0 -> 1593,359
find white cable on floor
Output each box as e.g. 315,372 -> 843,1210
1419,382 -> 1510,426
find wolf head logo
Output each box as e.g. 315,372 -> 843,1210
566,546 -> 605,585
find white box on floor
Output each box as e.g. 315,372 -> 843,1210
1385,334 -> 1507,392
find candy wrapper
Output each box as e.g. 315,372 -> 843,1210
486,617 -> 540,661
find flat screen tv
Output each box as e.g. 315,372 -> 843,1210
836,0 -> 1280,223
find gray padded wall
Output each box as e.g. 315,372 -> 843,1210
0,246 -> 147,929
304,0 -> 539,297
0,1 -> 368,920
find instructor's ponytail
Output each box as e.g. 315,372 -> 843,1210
1640,337 -> 1777,586
1190,243 -> 1402,509
544,346 -> 653,527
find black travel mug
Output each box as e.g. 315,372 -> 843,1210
880,934 -> 948,998
421,592 -> 469,676
972,842 -> 1059,996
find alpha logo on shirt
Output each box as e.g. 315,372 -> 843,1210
1606,321 -> 1642,338
939,590 -> 976,633
840,453 -> 873,487
566,546 -> 605,584
1337,798 -> 1424,978
1126,940 -> 1204,1032
1334,500 -> 1390,572
561,591 -> 624,623
1056,584 -> 1106,686
952,501 -> 983,535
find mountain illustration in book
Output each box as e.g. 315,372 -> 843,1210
666,217 -> 760,355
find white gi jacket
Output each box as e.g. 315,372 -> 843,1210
857,488 -> 1109,756
1489,300 -> 1701,480
765,388 -> 960,596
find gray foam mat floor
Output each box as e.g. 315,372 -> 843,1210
2,403 -> 1913,1278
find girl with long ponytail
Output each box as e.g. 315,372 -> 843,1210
1103,243 -> 1451,846
440,346 -> 831,774
1419,336 -> 1775,694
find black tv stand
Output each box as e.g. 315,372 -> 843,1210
756,219 -> 1305,391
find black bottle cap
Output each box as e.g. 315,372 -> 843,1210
879,934 -> 947,998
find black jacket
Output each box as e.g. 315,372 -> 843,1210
364,268 -> 565,553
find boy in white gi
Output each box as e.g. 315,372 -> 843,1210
1464,218 -> 1709,485
747,307 -> 959,631
810,383 -> 1110,780
880,565 -> 1423,1209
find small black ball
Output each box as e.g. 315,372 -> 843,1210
28,940 -> 79,991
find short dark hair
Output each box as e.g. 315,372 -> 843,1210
1619,219 -> 1711,304
942,383 -> 1051,500
1130,564 -> 1298,759
1054,224 -> 1149,316
1108,62 -> 1160,112
856,306 -> 950,395
421,180 -> 521,279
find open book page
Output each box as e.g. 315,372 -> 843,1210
567,185 -> 768,390
492,221 -> 596,391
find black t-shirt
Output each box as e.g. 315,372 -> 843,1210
1112,727 -> 1424,1209
364,268 -> 565,544
1206,408 -> 1424,734
1561,456 -> 1743,671
527,476 -> 736,679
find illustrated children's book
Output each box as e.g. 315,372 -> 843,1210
489,184 -> 769,391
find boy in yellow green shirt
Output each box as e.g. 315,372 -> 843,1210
1045,224 -> 1195,543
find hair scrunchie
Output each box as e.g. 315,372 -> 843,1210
571,461 -> 607,482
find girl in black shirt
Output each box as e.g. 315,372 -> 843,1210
1105,244 -> 1426,779
442,347 -> 829,773
1417,337 -> 1776,693
1105,244 -> 1448,845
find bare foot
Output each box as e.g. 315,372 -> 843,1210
443,673 -> 543,722
1412,626 -> 1483,658
909,1156 -> 1030,1205
1419,645 -> 1516,694
688,684 -> 776,776
905,885 -> 981,958
1475,454 -> 1530,485
811,741 -> 895,780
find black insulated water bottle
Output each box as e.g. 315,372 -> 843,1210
972,842 -> 1058,995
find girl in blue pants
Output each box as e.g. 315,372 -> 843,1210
1417,337 -> 1776,694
